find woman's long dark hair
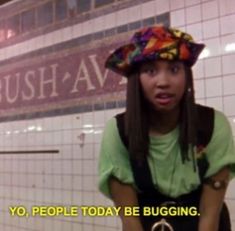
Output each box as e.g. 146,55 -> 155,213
125,64 -> 197,167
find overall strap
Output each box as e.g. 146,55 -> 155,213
115,113 -> 156,192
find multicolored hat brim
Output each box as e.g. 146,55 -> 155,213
105,26 -> 205,77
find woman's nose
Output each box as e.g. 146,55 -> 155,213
155,72 -> 170,88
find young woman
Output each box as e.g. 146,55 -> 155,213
98,26 -> 235,231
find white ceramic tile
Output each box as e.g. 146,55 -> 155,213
61,26 -> 72,42
206,97 -> 223,112
141,1 -> 156,18
51,116 -> 62,131
72,113 -> 82,129
221,34 -> 235,55
205,77 -> 222,97
43,132 -> 54,146
224,96 -> 235,116
83,175 -> 95,191
5,45 -> 16,58
197,97 -> 206,106
202,1 -> 219,20
83,19 -> 94,34
94,213 -> 107,225
222,54 -> 235,75
53,175 -> 62,189
83,143 -> 94,159
25,38 -> 35,53
94,130 -> 103,144
52,160 -> 62,175
82,112 -> 93,125
34,35 -> 44,50
61,222 -> 73,231
52,219 -> 63,231
72,159 -> 82,175
194,79 -> 205,99
94,143 -> 101,160
186,22 -> 203,40
62,175 -> 72,189
202,18 -> 219,39
62,115 -> 73,129
93,17 -> 105,34
44,160 -> 53,175
186,5 -> 202,24
82,130 -> 94,143
204,37 -> 221,57
35,188 -> 44,202
106,215 -> 119,227
71,140 -> 81,154
0,48 -> 5,61
155,0 -> 170,14
94,110 -> 105,126
83,160 -> 95,175
219,0 -> 235,16
104,13 -> 116,29
128,5 -> 141,22
82,191 -> 94,205
220,14 -> 235,35
171,9 -> 185,27
52,30 -> 63,46
223,74 -> 235,95
185,0 -> 200,6
104,109 -> 118,120
72,193 -> 82,211
116,8 -> 129,27
170,0 -> 184,10
20,38 -> 32,54
4,47 -> 11,59
72,23 -> 82,39
82,223 -> 94,231
61,145 -> 73,159
71,129 -> 79,144
62,160 -> 72,174
204,57 -> 222,77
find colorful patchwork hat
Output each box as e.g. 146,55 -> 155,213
105,25 -> 205,77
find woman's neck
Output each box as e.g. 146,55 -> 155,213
148,107 -> 180,135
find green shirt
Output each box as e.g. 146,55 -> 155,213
98,109 -> 235,198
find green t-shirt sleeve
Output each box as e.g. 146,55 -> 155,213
205,110 -> 235,179
98,117 -> 134,198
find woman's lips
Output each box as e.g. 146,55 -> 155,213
155,93 -> 174,105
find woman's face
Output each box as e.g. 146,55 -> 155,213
139,60 -> 186,113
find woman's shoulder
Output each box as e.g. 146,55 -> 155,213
102,114 -> 127,150
204,108 -> 235,178
214,109 -> 231,130
207,108 -> 233,147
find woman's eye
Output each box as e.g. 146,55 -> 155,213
170,65 -> 180,74
142,67 -> 157,76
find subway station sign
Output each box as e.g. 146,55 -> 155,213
0,42 -> 127,112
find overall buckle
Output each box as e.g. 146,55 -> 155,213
151,218 -> 174,231
151,201 -> 176,231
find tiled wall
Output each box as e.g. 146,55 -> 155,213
0,0 -> 235,230
0,108 -> 124,231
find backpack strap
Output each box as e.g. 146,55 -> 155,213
195,104 -> 214,182
195,104 -> 214,148
115,113 -> 156,192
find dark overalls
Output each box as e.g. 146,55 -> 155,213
116,104 -> 231,231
